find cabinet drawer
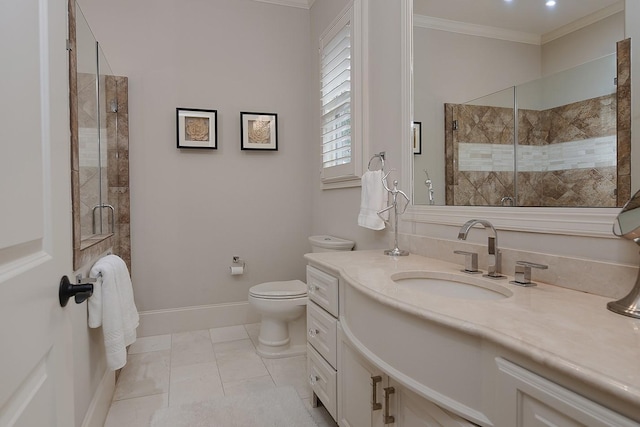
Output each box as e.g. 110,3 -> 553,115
307,301 -> 337,368
306,265 -> 339,317
307,343 -> 337,421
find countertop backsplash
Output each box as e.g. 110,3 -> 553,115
398,232 -> 638,300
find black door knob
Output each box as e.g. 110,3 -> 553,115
59,275 -> 94,307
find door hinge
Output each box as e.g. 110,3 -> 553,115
453,120 -> 459,131
66,39 -> 73,51
614,77 -> 618,85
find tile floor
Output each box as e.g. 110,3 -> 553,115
104,324 -> 337,427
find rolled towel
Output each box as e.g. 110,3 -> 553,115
89,255 -> 139,371
358,170 -> 388,230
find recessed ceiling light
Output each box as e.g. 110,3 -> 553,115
546,0 -> 556,6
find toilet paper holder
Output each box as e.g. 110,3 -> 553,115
230,256 -> 245,275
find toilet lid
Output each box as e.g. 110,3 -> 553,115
249,280 -> 307,299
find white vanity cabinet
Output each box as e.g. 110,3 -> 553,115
390,381 -> 475,427
338,323 -> 477,427
307,255 -> 640,426
306,265 -> 340,420
494,358 -> 640,427
337,323 -> 385,427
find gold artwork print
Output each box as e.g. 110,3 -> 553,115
248,119 -> 272,144
185,117 -> 210,141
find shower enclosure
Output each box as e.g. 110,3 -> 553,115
71,1 -> 131,269
443,44 -> 630,208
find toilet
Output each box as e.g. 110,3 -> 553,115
248,235 -> 354,358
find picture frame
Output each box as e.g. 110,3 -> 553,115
412,121 -> 422,154
176,108 -> 217,149
240,112 -> 278,151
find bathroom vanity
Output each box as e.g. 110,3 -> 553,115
305,250 -> 640,426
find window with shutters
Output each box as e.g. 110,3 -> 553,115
319,1 -> 365,188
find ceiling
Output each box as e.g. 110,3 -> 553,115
413,0 -> 623,35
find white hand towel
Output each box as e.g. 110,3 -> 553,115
358,170 -> 388,230
89,255 -> 139,371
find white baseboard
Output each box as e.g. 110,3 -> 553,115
81,369 -> 115,427
137,301 -> 261,337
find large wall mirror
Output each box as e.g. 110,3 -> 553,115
405,0 -> 632,236
70,1 -> 131,270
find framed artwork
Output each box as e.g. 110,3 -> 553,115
177,108 -> 217,149
240,112 -> 278,151
412,121 -> 422,154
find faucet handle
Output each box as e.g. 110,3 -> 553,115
510,261 -> 548,287
453,250 -> 481,274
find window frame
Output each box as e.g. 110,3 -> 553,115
319,0 -> 368,189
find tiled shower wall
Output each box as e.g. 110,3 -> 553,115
444,39 -> 631,207
517,94 -> 617,207
77,72 -> 108,238
76,73 -> 131,270
444,104 -> 515,206
105,76 -> 131,270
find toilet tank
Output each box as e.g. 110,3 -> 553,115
309,235 -> 355,253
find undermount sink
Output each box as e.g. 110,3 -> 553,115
391,272 -> 512,301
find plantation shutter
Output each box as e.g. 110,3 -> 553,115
321,22 -> 352,171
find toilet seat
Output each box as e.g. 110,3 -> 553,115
249,280 -> 307,299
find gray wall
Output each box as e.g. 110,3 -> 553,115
79,0 -> 314,312
309,0 -> 397,251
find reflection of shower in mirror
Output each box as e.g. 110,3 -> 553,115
423,169 -> 434,205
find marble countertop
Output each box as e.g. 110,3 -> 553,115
304,250 -> 640,409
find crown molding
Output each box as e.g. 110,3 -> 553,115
415,1 -> 625,47
541,1 -> 624,44
413,14 -> 541,45
251,0 -> 314,9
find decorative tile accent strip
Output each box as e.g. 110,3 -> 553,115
458,136 -> 616,172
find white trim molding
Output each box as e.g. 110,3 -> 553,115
80,369 -> 115,427
251,0 -> 314,9
404,206 -> 618,238
415,0 -> 625,47
413,14 -> 541,45
137,301 -> 260,337
542,1 -> 625,44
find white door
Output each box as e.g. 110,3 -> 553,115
0,0 -> 75,425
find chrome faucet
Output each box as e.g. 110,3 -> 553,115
457,219 -> 505,279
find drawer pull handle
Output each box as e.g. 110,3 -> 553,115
383,386 -> 395,424
371,376 -> 382,411
308,328 -> 319,338
309,374 -> 318,385
308,284 -> 318,293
